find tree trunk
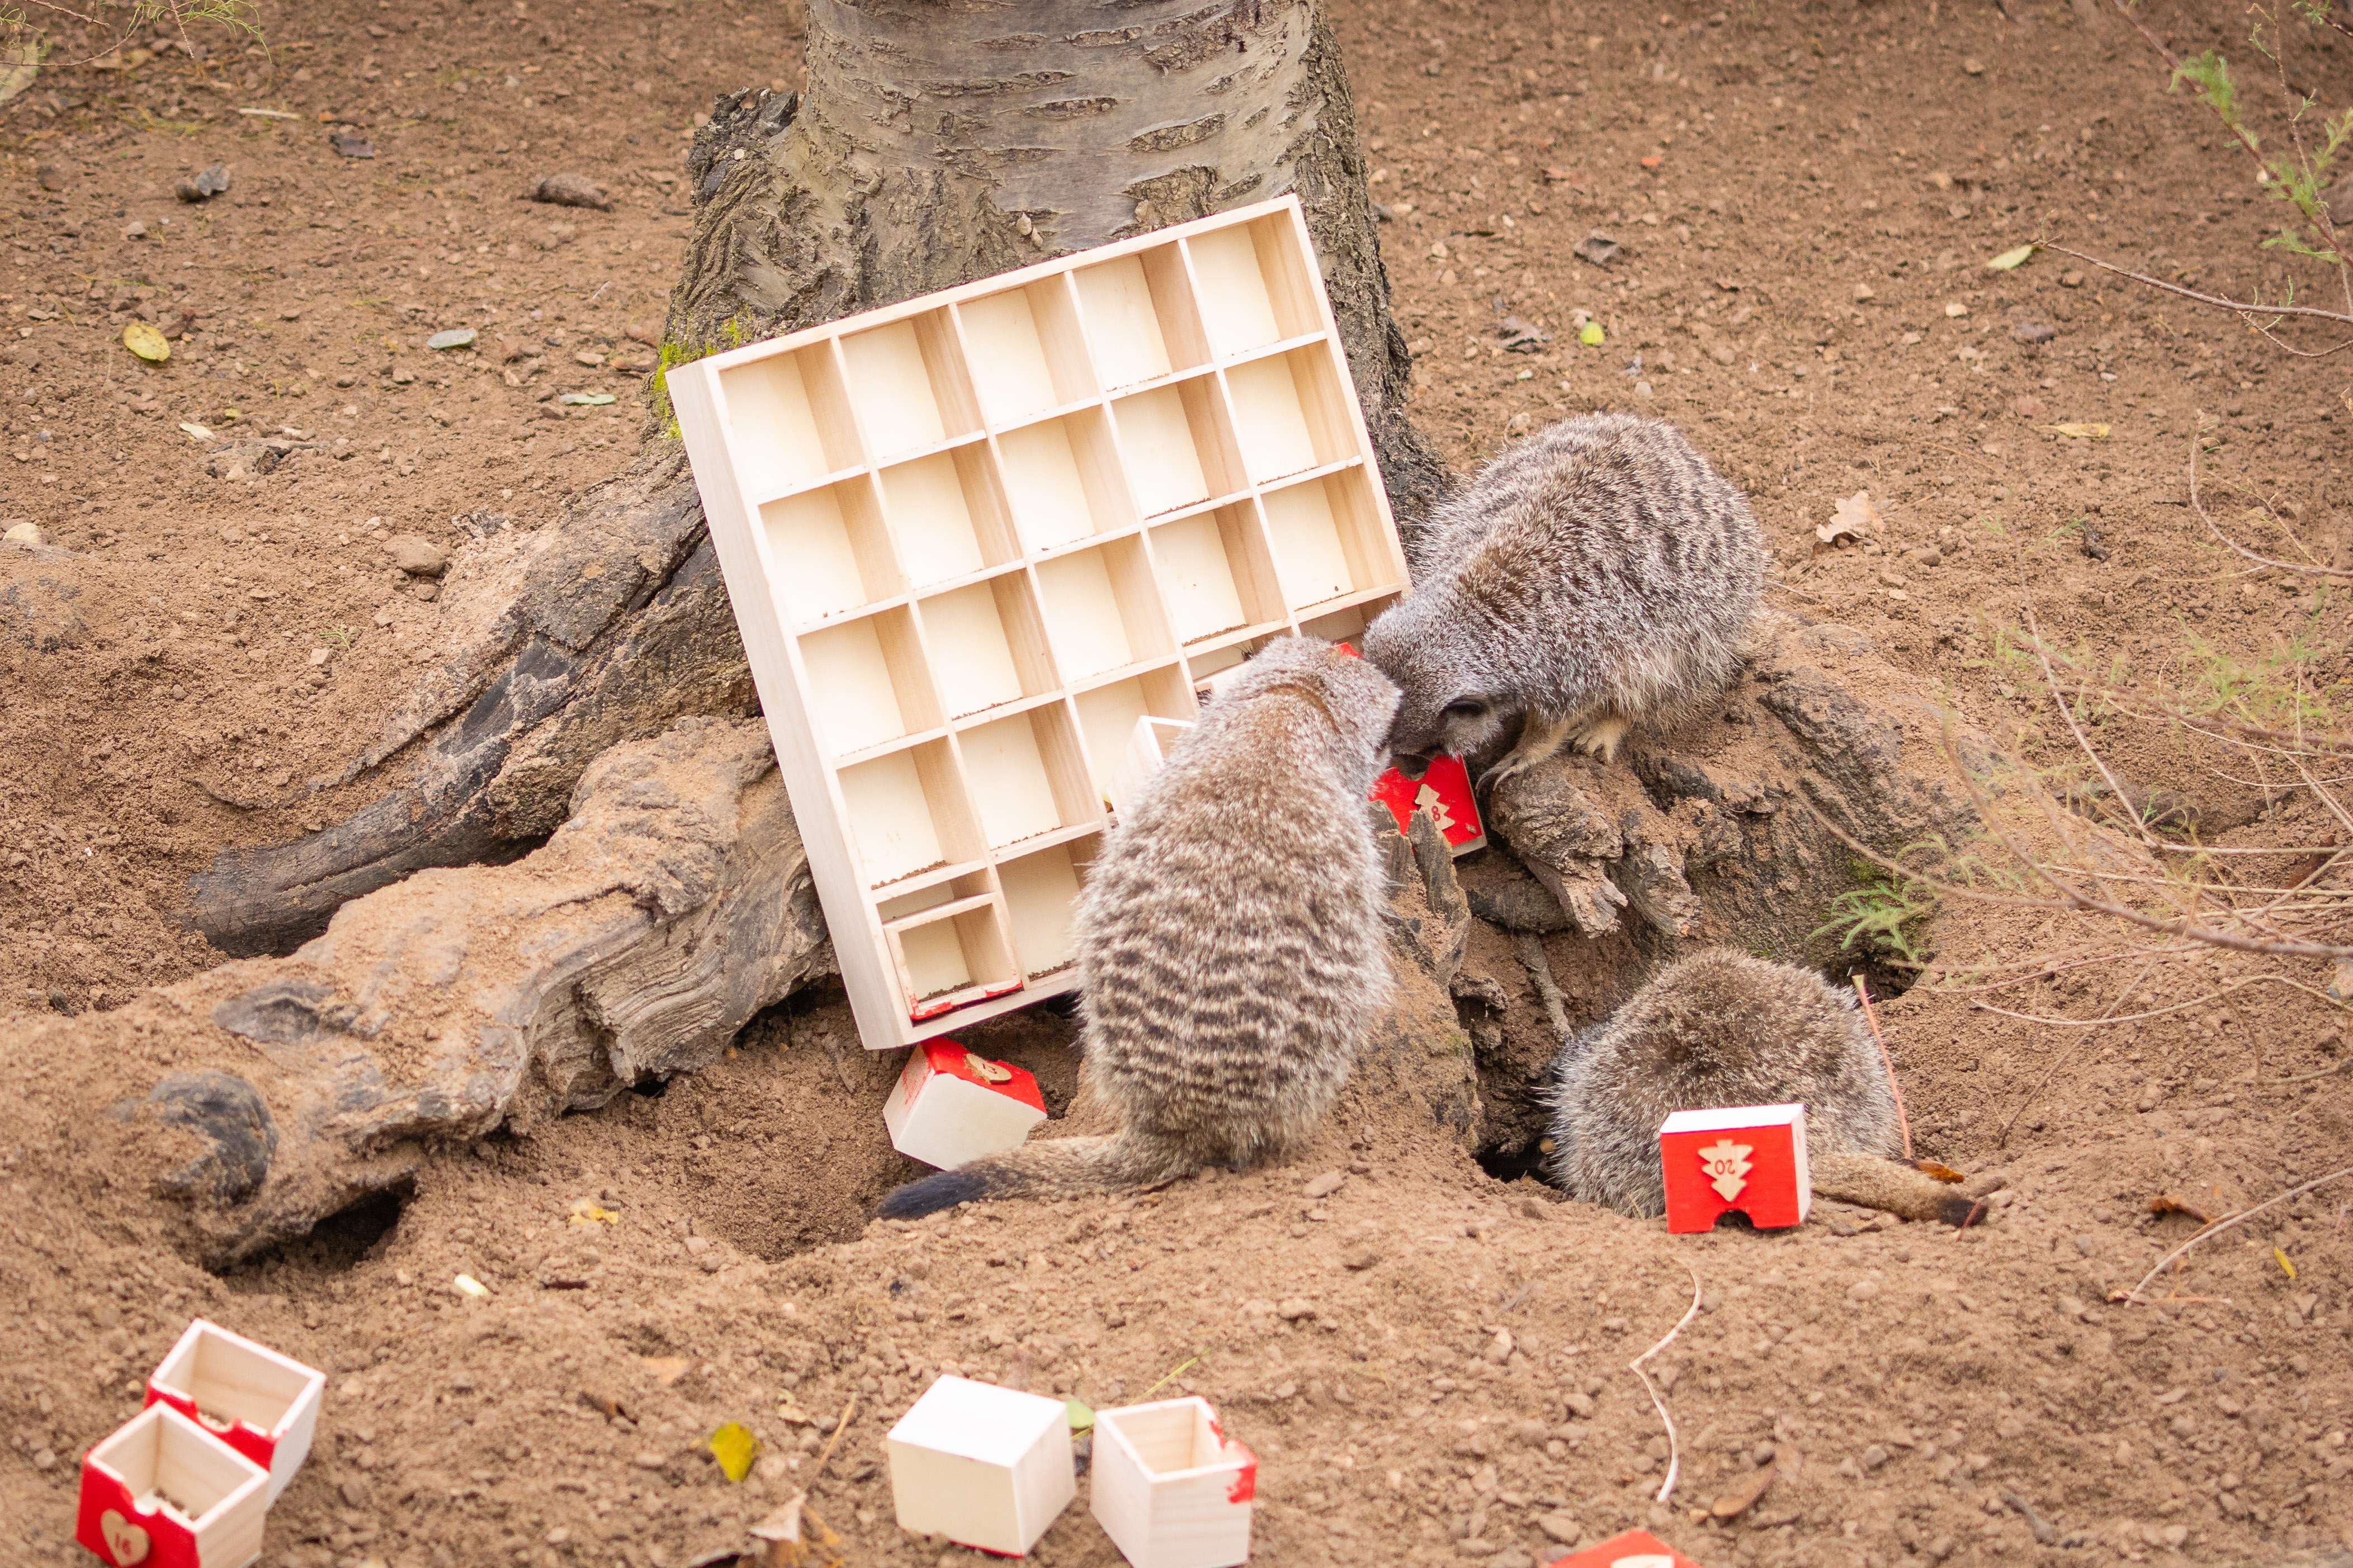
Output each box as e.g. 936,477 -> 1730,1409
188,0 -> 1443,955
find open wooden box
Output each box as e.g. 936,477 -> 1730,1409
77,1402 -> 270,1568
145,1317 -> 326,1504
669,195 -> 1412,1050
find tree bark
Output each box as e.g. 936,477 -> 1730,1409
188,0 -> 1443,955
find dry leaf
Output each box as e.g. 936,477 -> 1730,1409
2148,1195 -> 2214,1225
568,1197 -> 620,1226
1914,1160 -> 1967,1184
777,1403 -> 816,1427
122,321 -> 170,363
1817,491 -> 1883,546
2046,421 -> 2110,439
578,1389 -> 633,1422
1710,1462 -> 1778,1518
2274,1247 -> 2298,1281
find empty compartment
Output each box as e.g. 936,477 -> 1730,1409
759,475 -> 902,626
1183,211 -> 1324,357
918,573 -> 1059,718
145,1317 -> 326,1505
1297,594 -> 1398,647
996,407 -> 1137,551
1109,376 -> 1247,517
1071,247 -> 1210,389
1148,505 -> 1286,646
1073,665 -> 1197,807
82,1403 -> 270,1568
838,312 -> 981,462
882,890 -> 1022,1019
878,444 -> 1019,590
839,739 -> 984,888
1221,346 -> 1357,485
718,343 -> 863,499
1108,713 -> 1193,818
996,835 -> 1102,978
796,607 -> 942,757
1033,536 -> 1176,683
957,705 -> 1097,851
955,278 -> 1096,426
1257,466 -> 1397,612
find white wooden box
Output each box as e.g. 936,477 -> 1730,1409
77,1401 -> 270,1568
885,1375 -> 1076,1556
668,195 -> 1412,1050
882,1039 -> 1050,1169
145,1317 -> 326,1504
1090,1398 -> 1255,1568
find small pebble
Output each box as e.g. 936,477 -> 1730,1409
1302,1171 -> 1346,1200
385,534 -> 449,577
1846,1278 -> 1880,1301
525,172 -> 612,210
2014,321 -> 2056,344
1564,1391 -> 1597,1419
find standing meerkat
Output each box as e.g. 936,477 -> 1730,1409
1362,414 -> 1764,785
877,637 -> 1401,1220
1544,949 -> 1983,1226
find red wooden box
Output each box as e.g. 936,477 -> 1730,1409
882,1040 -> 1049,1171
1367,751 -> 1486,854
1657,1102 -> 1810,1233
1548,1528 -> 1708,1568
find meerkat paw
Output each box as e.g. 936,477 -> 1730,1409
1567,714 -> 1630,764
1477,714 -> 1578,794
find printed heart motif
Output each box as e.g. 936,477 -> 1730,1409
99,1509 -> 151,1566
963,1051 -> 1013,1084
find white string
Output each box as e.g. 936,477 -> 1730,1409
1628,1261 -> 1704,1505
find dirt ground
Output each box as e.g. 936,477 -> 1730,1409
3,2 -> 2351,1567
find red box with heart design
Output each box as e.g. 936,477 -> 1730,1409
882,1040 -> 1050,1171
76,1401 -> 270,1568
1546,1527 -> 1709,1567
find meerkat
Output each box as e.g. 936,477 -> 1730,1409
1361,413 -> 1764,787
1544,949 -> 1983,1227
876,637 -> 1401,1220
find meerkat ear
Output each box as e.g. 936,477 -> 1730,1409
1440,697 -> 1490,721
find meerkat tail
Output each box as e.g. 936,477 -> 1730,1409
876,1130 -> 1198,1220
1810,1152 -> 1987,1228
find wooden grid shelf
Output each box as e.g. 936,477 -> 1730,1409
669,195 -> 1412,1050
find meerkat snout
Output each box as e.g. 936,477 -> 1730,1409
1364,609 -> 1511,769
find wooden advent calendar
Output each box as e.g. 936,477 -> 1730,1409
669,196 -> 1416,1051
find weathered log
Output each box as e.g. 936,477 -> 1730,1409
188,0 -> 1443,956
98,718 -> 831,1264
1489,609 -> 1988,969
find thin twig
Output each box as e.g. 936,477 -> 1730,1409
1849,975 -> 1911,1161
2187,421 -> 2353,579
1629,1262 -> 1703,1507
1517,932 -> 1574,1042
1995,956 -> 2154,1147
1803,787 -> 2353,960
809,1392 -> 858,1480
1973,972 -> 2350,1029
2120,1166 -> 2353,1304
2037,243 -> 2353,337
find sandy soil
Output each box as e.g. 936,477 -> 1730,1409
3,2 -> 2351,1567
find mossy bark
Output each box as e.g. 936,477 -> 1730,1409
189,0 -> 1443,956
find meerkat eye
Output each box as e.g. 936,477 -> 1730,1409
1441,699 -> 1489,722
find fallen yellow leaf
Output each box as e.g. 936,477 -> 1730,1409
2275,1247 -> 2298,1281
566,1197 -> 620,1226
178,421 -> 212,442
706,1421 -> 761,1483
122,321 -> 170,363
2047,421 -> 2110,439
